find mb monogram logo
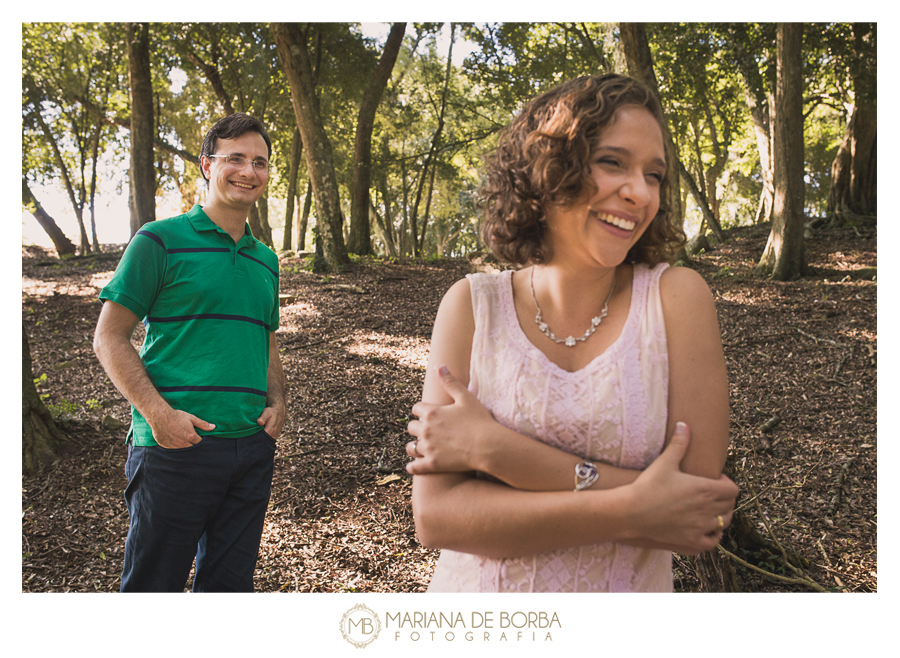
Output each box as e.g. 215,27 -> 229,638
340,603 -> 382,648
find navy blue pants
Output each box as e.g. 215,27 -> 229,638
120,430 -> 276,592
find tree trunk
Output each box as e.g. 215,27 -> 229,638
282,127 -> 303,251
370,198 -> 397,258
570,22 -> 612,72
181,30 -> 236,116
377,148 -> 398,257
826,23 -> 876,225
272,22 -> 349,272
729,24 -> 776,225
419,159 -> 439,254
22,179 -> 77,257
408,24 -> 455,257
678,158 -> 725,242
619,23 -> 683,231
757,23 -> 806,280
22,323 -> 65,475
348,22 -> 406,255
298,182 -> 313,251
126,22 -> 157,237
88,119 -> 102,251
248,196 -> 273,247
399,142 -> 411,256
32,109 -> 91,255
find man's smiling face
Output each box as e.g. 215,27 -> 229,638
200,131 -> 269,213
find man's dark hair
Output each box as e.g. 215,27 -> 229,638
199,113 -> 272,186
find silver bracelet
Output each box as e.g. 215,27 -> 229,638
574,460 -> 599,492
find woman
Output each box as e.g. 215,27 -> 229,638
405,74 -> 739,592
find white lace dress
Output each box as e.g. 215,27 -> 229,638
426,263 -> 673,592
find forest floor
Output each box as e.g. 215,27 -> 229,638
22,220 -> 877,593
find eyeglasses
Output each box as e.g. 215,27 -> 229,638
206,154 -> 271,173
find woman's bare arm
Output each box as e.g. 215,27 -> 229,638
659,266 -> 731,479
409,278 -> 738,557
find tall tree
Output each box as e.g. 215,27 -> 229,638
172,22 -> 281,245
22,178 -> 77,257
126,22 -> 157,236
619,23 -> 683,233
726,23 -> 777,225
282,127 -> 303,251
272,22 -> 349,271
31,107 -> 92,254
23,23 -> 124,253
757,23 -> 807,280
826,22 -> 876,224
652,23 -> 751,241
176,24 -> 236,115
348,22 -> 406,255
409,23 -> 455,256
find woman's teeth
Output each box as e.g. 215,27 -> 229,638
597,212 -> 636,231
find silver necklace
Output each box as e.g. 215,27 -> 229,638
530,267 -> 616,348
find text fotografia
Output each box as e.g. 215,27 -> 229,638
387,611 -> 561,642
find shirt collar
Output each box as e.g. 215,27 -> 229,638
188,204 -> 259,247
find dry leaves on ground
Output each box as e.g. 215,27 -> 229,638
22,222 -> 876,592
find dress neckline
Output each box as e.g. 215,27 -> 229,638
497,265 -> 645,376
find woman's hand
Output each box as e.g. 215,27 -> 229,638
406,365 -> 497,475
627,422 -> 739,554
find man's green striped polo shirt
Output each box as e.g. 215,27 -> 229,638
100,204 -> 280,446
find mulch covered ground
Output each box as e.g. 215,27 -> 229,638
21,221 -> 876,593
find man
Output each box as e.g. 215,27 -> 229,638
94,113 -> 286,592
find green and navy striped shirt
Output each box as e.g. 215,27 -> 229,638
100,204 -> 280,446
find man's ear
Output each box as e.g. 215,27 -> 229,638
200,155 -> 211,180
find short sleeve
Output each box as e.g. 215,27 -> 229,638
99,229 -> 167,320
269,264 -> 280,331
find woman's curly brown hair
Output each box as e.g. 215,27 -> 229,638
480,73 -> 685,266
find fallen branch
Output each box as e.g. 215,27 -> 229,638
757,413 -> 782,433
23,472 -> 56,503
717,545 -> 828,592
816,539 -> 849,592
834,345 -> 855,379
737,460 -> 829,592
828,457 -> 855,516
791,326 -> 847,347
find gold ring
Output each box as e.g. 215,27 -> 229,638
717,515 -> 724,530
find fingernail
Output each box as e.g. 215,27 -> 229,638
675,422 -> 687,433
437,364 -> 449,376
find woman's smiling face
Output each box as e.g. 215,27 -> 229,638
544,105 -> 666,269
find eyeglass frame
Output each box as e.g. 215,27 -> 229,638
205,154 -> 272,173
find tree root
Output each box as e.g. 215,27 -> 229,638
694,456 -> 833,592
716,545 -> 827,592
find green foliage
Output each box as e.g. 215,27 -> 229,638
45,398 -> 80,419
22,23 -> 129,210
24,21 -> 866,257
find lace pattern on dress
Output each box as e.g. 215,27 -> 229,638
426,264 -> 674,592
